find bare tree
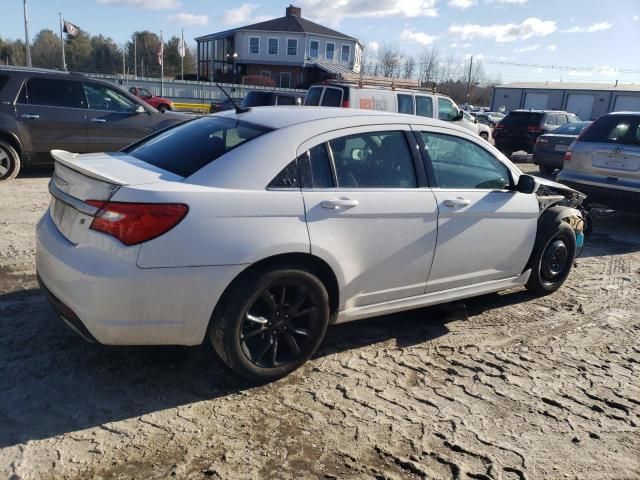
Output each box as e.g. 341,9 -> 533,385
377,43 -> 403,78
401,55 -> 416,80
416,47 -> 440,86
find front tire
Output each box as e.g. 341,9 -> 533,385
526,222 -> 576,296
209,267 -> 330,382
0,141 -> 21,181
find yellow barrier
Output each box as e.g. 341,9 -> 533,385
172,102 -> 210,113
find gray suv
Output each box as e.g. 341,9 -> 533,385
558,112 -> 640,212
0,67 -> 190,181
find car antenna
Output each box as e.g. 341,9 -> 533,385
216,83 -> 250,114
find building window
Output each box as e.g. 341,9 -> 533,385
249,36 -> 260,54
287,38 -> 297,56
280,72 -> 291,88
341,44 -> 350,62
268,38 -> 278,55
260,71 -> 271,78
325,42 -> 335,60
309,40 -> 319,58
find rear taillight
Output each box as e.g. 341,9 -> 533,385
563,150 -> 573,162
527,126 -> 543,133
85,201 -> 188,246
341,100 -> 350,108
495,124 -> 505,130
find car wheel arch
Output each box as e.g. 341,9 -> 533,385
0,130 -> 23,156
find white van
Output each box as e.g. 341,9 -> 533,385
304,81 -> 491,140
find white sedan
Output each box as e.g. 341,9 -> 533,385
36,107 -> 586,381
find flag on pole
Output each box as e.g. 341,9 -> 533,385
157,40 -> 163,65
63,20 -> 79,37
178,39 -> 187,58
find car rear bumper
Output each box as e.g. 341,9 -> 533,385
532,150 -> 564,168
36,212 -> 246,345
557,171 -> 640,212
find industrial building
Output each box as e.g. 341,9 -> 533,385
490,82 -> 640,120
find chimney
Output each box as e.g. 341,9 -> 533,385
286,5 -> 301,17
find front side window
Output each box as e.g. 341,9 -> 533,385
125,117 -> 271,177
139,88 -> 152,98
20,78 -> 84,108
83,83 -> 137,112
421,132 -> 510,190
321,88 -> 342,107
280,72 -> 291,89
299,143 -> 334,188
276,95 -> 295,106
340,44 -> 350,62
416,96 -> 433,118
249,37 -> 260,54
268,38 -> 278,55
437,97 -> 458,121
328,131 -> 417,188
309,40 -> 319,58
325,43 -> 335,60
287,39 -> 297,56
397,94 -> 414,114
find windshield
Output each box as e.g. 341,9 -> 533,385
304,87 -> 323,106
126,117 -> 272,177
552,122 -> 590,135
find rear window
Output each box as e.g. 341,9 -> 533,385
580,115 -> 640,145
125,117 -> 272,177
503,112 -> 543,125
321,88 -> 342,107
304,87 -> 323,106
552,122 -> 590,135
241,91 -> 275,107
0,75 -> 8,92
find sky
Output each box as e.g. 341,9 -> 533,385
3,0 -> 640,84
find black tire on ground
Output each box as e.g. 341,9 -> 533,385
526,222 -> 576,296
209,266 -> 330,382
499,148 -> 513,158
480,132 -> 489,141
157,104 -> 168,113
0,140 -> 21,181
539,164 -> 555,175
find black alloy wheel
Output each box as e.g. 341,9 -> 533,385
540,239 -> 569,283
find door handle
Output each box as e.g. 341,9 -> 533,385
443,198 -> 471,208
21,114 -> 40,120
91,118 -> 107,123
321,198 -> 359,209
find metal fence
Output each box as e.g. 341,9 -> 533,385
86,73 -> 307,103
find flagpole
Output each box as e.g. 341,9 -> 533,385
134,36 -> 137,78
59,12 -> 67,71
23,0 -> 32,67
181,28 -> 184,81
160,30 -> 164,97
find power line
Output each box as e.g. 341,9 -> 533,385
480,59 -> 640,74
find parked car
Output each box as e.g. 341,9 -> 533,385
460,110 -> 492,141
558,112 -> 640,212
475,111 -> 505,128
128,86 -> 175,112
494,110 -> 581,157
305,82 -> 493,140
533,122 -> 592,174
0,66 -> 190,181
241,90 -> 305,107
210,98 -> 244,113
37,107 -> 586,382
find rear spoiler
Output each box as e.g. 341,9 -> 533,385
50,150 -> 123,185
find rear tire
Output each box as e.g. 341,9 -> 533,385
526,222 -> 576,296
0,141 -> 21,181
209,267 -> 330,382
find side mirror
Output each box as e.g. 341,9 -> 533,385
135,105 -> 146,114
452,110 -> 464,121
516,174 -> 537,194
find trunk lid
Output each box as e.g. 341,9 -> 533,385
589,143 -> 640,178
49,150 -> 183,244
538,134 -> 577,153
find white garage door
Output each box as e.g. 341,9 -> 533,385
566,94 -> 594,120
524,92 -> 549,109
613,95 -> 640,112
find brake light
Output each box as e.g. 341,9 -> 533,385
342,100 -> 350,108
495,124 -> 505,129
564,150 -> 573,161
85,201 -> 188,246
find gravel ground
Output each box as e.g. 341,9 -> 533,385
1,164 -> 639,480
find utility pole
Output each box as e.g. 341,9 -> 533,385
466,55 -> 473,105
58,11 -> 67,71
134,36 -> 137,78
181,28 -> 184,81
159,30 -> 164,96
122,45 -> 125,80
23,0 -> 32,67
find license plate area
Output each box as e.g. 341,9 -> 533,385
49,198 -> 82,243
554,144 -> 568,152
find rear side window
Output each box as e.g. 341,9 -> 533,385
397,94 -> 414,114
321,88 -> 343,107
580,115 -> 640,145
299,143 -> 334,188
553,122 -> 590,135
0,75 -> 8,92
19,78 -> 84,108
268,160 -> 299,188
126,117 -> 271,177
503,112 -> 543,126
241,91 -> 275,107
304,87 -> 323,106
416,96 -> 433,118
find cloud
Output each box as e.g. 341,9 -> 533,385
220,3 -> 259,25
564,22 -> 612,33
448,0 -> 477,8
298,0 -> 438,26
634,15 -> 639,21
451,42 -> 471,48
167,12 -> 209,26
489,0 -> 528,4
400,28 -> 437,46
568,71 -> 592,77
463,53 -> 485,60
368,41 -> 380,51
596,66 -> 618,76
547,44 -> 557,51
97,0 -> 180,9
449,17 -> 556,42
514,43 -> 539,52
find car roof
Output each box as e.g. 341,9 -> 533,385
510,109 -> 569,113
216,106 -> 451,130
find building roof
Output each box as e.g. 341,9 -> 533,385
196,6 -> 359,44
496,81 -> 640,92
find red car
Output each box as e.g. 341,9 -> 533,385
129,87 -> 174,112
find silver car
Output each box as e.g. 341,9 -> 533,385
558,112 -> 640,212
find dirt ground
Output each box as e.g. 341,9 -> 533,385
1,164 -> 639,480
